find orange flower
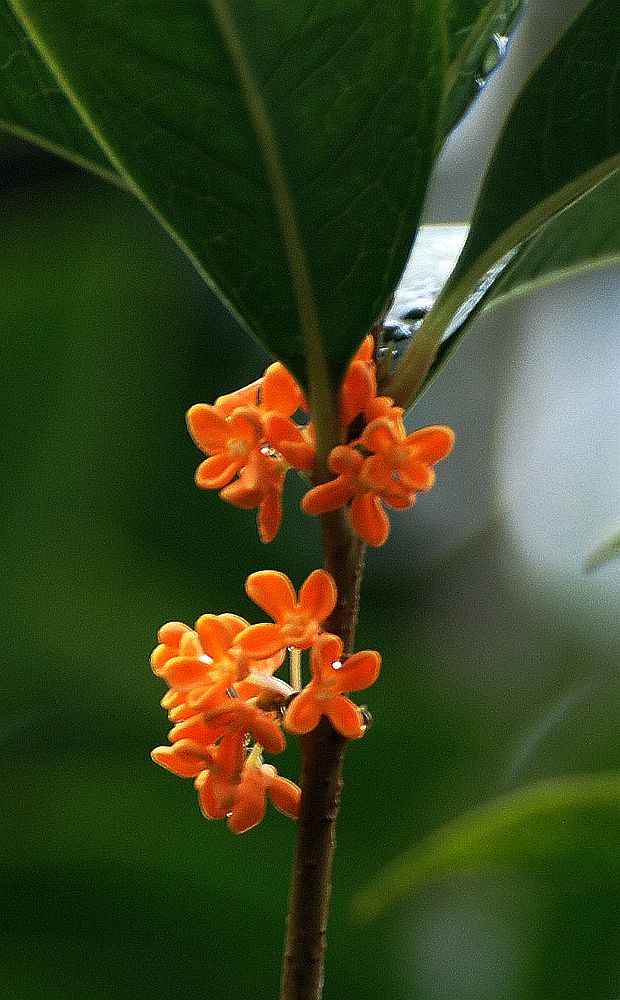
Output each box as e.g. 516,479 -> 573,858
220,758 -> 301,834
153,732 -> 299,834
263,412 -> 316,471
362,419 -> 455,493
239,569 -> 337,657
153,729 -> 245,812
214,378 -> 263,415
340,359 -> 377,430
169,700 -> 286,756
302,444 -> 410,546
155,612 -> 284,712
364,394 -> 404,425
259,362 -> 306,418
220,448 -> 286,543
215,362 -> 304,420
186,405 -> 263,489
302,417 -> 455,545
283,633 -> 380,739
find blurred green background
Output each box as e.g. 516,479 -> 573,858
2,52 -> 619,998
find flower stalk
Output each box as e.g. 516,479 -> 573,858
279,509 -> 366,1000
149,331 -> 453,999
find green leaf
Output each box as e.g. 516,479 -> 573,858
388,0 -> 620,407
0,3 -> 118,183
9,1 -> 447,391
353,773 -> 620,921
442,0 -> 523,137
584,525 -> 620,572
424,168 -> 620,386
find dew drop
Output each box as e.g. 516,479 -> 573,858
360,707 -> 373,730
475,32 -> 509,89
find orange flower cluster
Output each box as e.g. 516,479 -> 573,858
187,362 -> 311,543
151,570 -> 381,832
187,335 -> 454,546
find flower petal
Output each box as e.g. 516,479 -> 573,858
361,417 -> 400,454
299,569 -> 337,624
340,359 -> 376,427
349,493 -> 389,546
329,445 -> 363,476
236,622 -> 285,659
311,632 -> 344,682
186,404 -> 229,452
405,425 -> 455,463
264,414 -> 315,470
261,362 -> 303,416
214,378 -> 262,415
228,408 -> 263,445
151,740 -> 211,778
352,334 -> 374,364
195,454 -> 239,489
246,710 -> 286,755
194,614 -> 234,660
283,687 -> 322,735
216,613 -> 250,638
162,656 -> 212,692
400,458 -> 435,492
151,643 -> 175,676
194,772 -> 231,819
302,477 -> 353,515
245,570 -> 296,621
335,650 -> 381,693
258,492 -> 282,544
267,774 -> 301,819
169,713 -> 226,746
158,621 -> 192,646
227,778 -> 267,834
326,696 -> 367,739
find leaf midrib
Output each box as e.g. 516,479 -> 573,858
207,0 -> 337,463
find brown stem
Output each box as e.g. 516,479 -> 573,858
279,508 -> 365,1000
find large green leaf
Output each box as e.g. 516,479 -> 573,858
482,168 -> 620,307
353,773 -> 620,920
423,168 -> 620,385
9,1 -> 446,394
442,0 -> 523,138
387,0 -> 620,407
0,4 -> 117,182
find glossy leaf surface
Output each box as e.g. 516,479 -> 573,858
451,0 -> 619,283
353,773 -> 620,920
0,4 -> 116,181
442,0 -> 523,137
422,169 -> 620,386
388,0 -> 620,407
9,0 -> 446,386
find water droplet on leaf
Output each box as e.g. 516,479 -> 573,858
475,32 -> 509,89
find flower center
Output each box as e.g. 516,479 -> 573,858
282,613 -> 309,639
229,438 -> 249,458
